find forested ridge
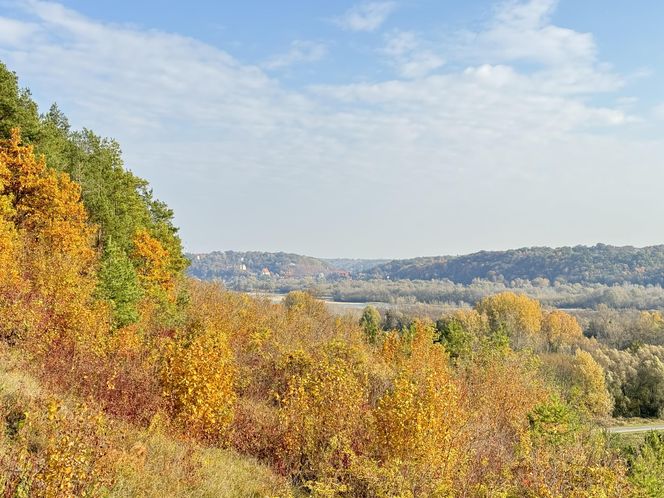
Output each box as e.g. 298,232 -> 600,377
2,61 -> 664,496
187,251 -> 388,280
368,244 -> 664,285
190,244 -> 664,286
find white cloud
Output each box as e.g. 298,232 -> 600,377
0,16 -> 39,45
335,1 -> 396,32
264,40 -> 327,70
447,0 -> 622,95
0,0 -> 659,257
383,31 -> 444,78
458,0 -> 598,65
653,103 -> 664,120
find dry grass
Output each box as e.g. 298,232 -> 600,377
108,429 -> 292,498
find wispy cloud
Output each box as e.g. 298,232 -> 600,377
463,2 -> 602,64
0,16 -> 39,45
335,1 -> 396,32
264,40 -> 327,70
383,30 -> 444,78
0,0 -> 658,256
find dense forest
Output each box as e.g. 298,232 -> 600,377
367,244 -> 664,285
3,61 -> 664,496
190,244 -> 664,286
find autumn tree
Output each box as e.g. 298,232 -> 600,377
132,228 -> 177,299
0,141 -> 21,340
359,305 -> 381,344
277,341 -> 369,487
161,323 -> 237,443
0,129 -> 106,349
541,310 -> 583,352
476,292 -> 543,349
369,321 -> 467,495
542,350 -> 613,418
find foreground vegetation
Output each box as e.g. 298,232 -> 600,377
2,61 -> 664,496
0,347 -> 289,497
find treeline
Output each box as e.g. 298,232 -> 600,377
2,61 -> 663,496
368,244 -> 664,285
363,299 -> 664,420
0,62 -> 187,329
322,257 -> 389,273
229,275 -> 664,310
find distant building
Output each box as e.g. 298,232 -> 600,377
328,270 -> 351,281
261,267 -> 271,276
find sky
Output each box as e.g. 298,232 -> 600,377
1,0 -> 664,259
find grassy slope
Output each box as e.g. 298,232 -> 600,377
0,346 -> 292,498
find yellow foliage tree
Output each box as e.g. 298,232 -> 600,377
541,310 -> 583,352
0,148 -> 22,339
132,228 -> 176,297
0,129 -> 105,349
447,308 -> 490,337
476,292 -> 543,349
541,349 -> 613,419
570,350 -> 613,418
161,324 -> 237,443
370,321 -> 467,496
0,154 -> 16,279
277,340 -> 369,485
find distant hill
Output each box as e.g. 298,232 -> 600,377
187,251 -> 333,280
366,244 -> 664,285
189,244 -> 664,286
322,258 -> 390,273
186,252 -> 390,280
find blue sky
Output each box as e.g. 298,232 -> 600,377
1,0 -> 664,258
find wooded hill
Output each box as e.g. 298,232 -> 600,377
189,244 -> 664,286
367,244 -> 664,285
186,251 -> 388,280
187,250 -> 333,279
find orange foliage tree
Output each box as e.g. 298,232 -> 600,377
132,228 -> 176,297
0,129 -> 106,350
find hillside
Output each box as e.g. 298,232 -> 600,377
187,250 -> 333,279
186,251 -> 393,280
367,244 -> 664,285
322,257 -> 390,273
189,244 -> 664,286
